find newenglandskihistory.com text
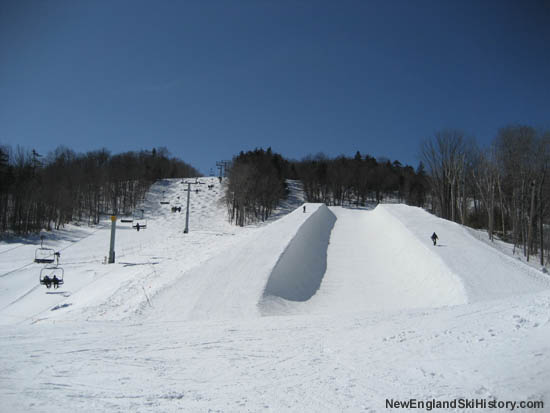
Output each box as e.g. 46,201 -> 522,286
386,398 -> 544,411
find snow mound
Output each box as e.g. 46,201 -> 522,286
262,205 -> 336,301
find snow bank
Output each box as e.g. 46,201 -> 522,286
262,204 -> 336,301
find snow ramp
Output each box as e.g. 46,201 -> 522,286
264,204 -> 550,316
263,206 -> 469,316
148,204 -> 336,321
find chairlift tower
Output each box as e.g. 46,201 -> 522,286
108,215 -> 116,263
216,160 -> 232,178
182,179 -> 204,233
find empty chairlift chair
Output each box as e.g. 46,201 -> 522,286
34,237 -> 56,264
35,247 -> 56,264
132,209 -> 147,230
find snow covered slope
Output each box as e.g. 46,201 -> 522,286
0,177 -> 258,324
6,178 -> 545,325
384,204 -> 550,302
265,206 -> 467,316
144,203 -> 330,321
2,177 -> 550,412
263,204 -> 550,317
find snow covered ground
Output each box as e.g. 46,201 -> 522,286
1,178 -> 550,412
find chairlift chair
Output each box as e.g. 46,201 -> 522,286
132,219 -> 147,230
34,247 -> 56,264
120,217 -> 134,223
40,265 -> 64,288
132,209 -> 146,229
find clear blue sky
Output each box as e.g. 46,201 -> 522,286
1,0 -> 549,174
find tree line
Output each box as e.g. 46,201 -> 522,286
422,125 -> 550,265
294,152 -> 427,207
0,145 -> 199,234
225,148 -> 289,226
225,148 -> 427,226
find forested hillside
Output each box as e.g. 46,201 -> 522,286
224,148 -> 427,226
225,148 -> 289,226
0,145 -> 199,234
422,125 -> 550,265
294,152 -> 427,207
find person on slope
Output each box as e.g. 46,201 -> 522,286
431,232 -> 438,246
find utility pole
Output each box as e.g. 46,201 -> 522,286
108,215 -> 116,263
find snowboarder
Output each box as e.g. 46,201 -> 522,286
52,275 -> 60,289
303,205 -> 306,213
431,232 -> 438,246
136,222 -> 140,232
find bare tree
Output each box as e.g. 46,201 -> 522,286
472,145 -> 499,241
422,130 -> 469,222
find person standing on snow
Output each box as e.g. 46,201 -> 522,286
431,232 -> 438,246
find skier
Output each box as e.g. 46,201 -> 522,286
431,232 -> 438,246
303,205 -> 306,213
52,275 -> 60,289
136,222 -> 140,232
43,275 -> 52,289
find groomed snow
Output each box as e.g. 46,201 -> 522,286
1,178 -> 550,412
145,203 -> 329,321
384,204 -> 550,302
262,205 -> 336,302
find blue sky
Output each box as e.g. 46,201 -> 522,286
1,0 -> 549,174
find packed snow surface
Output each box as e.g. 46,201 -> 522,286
1,178 -> 550,412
